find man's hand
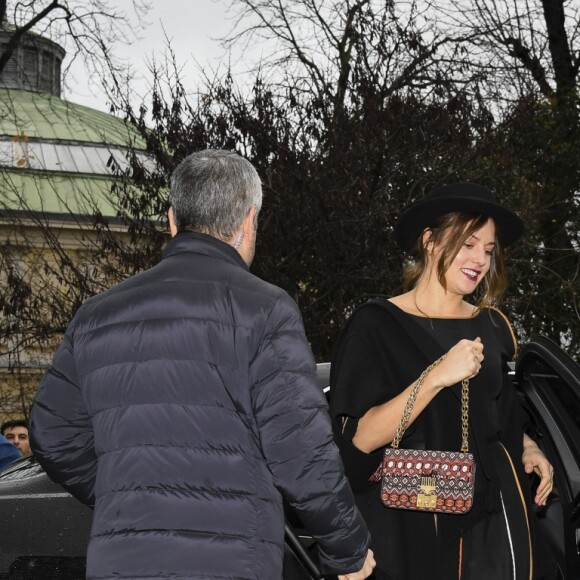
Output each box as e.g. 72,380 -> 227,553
337,549 -> 376,580
522,433 -> 554,506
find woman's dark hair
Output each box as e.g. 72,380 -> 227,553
402,212 -> 508,309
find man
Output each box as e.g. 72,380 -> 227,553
30,150 -> 375,579
1,419 -> 30,456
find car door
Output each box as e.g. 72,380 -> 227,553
515,336 -> 580,580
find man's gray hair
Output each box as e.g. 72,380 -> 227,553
170,149 -> 262,238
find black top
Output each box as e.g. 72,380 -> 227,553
329,299 -> 536,579
331,300 -> 522,480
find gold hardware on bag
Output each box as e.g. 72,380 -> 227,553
417,475 -> 437,509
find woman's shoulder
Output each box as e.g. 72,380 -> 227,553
347,297 -> 397,323
338,296 -> 405,340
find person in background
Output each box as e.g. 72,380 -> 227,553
29,149 -> 375,580
330,183 -> 556,579
0,432 -> 21,470
1,418 -> 30,456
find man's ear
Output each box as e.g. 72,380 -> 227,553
242,206 -> 258,237
168,207 -> 178,237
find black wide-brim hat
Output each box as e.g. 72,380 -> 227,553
394,183 -> 524,251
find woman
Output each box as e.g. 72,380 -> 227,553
330,184 -> 555,579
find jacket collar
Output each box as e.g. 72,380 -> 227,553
162,231 -> 250,272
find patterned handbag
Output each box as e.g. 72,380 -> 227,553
370,355 -> 476,514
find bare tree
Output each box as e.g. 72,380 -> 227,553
438,0 -> 580,102
215,0 -> 579,353
436,0 -> 580,346
0,0 -> 150,95
2,0 -> 578,426
0,154 -> 167,420
0,0 -> 155,419
106,33 -> 513,361
223,1 -> 485,122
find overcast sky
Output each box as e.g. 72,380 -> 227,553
65,1 -> 252,113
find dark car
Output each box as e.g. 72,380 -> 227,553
0,457 -> 90,579
515,337 -> 580,579
1,336 -> 579,579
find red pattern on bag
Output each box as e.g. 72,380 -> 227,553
370,448 -> 476,515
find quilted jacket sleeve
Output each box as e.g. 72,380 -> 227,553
249,292 -> 370,575
29,322 -> 97,507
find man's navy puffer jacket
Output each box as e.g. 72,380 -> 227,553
30,232 -> 370,579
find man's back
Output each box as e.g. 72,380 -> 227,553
30,149 -> 372,580
32,232 -> 368,579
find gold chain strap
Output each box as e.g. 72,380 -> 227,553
460,378 -> 469,453
391,354 -> 470,453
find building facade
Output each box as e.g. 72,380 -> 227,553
0,25 -> 152,422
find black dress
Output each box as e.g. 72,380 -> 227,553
330,299 -> 551,580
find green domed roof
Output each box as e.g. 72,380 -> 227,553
0,88 -> 148,217
0,87 -> 144,147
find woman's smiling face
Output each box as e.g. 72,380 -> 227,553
437,218 -> 497,296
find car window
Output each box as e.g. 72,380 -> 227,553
0,458 -> 43,480
546,375 -> 580,431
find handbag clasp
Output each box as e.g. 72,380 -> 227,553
417,475 -> 437,509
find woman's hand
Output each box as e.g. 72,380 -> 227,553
353,338 -> 483,453
522,433 -> 554,506
427,338 -> 484,389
